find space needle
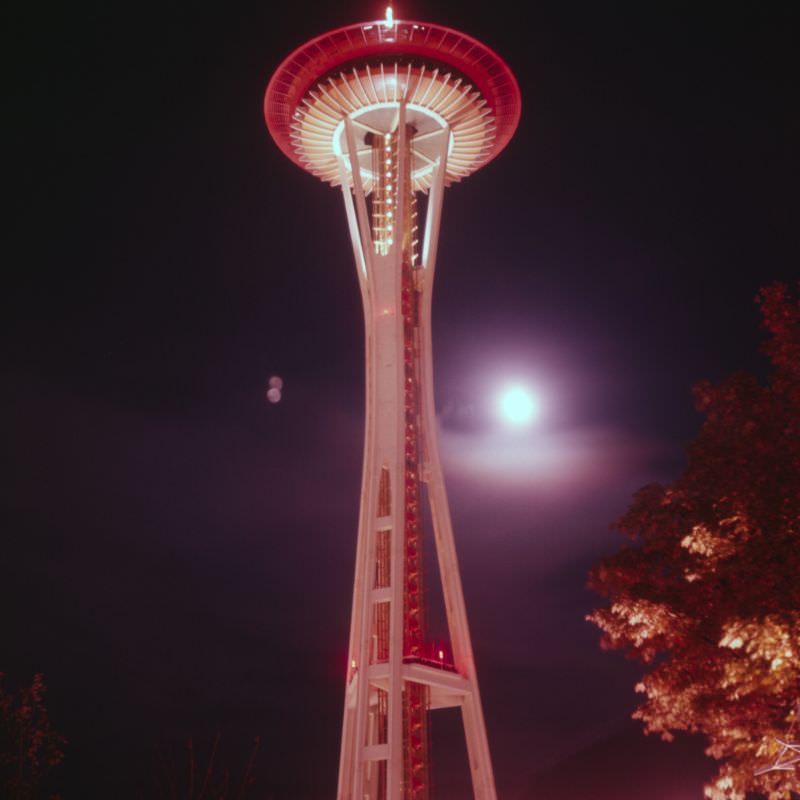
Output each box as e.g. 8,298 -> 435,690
265,6 -> 520,798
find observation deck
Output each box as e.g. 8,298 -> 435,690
265,19 -> 521,191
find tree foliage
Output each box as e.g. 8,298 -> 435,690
588,283 -> 800,800
0,673 -> 65,800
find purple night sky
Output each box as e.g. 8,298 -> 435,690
4,1 -> 798,797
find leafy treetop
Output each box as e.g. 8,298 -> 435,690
588,283 -> 800,800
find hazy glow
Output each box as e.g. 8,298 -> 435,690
384,5 -> 394,26
439,421 -> 668,493
500,386 -> 538,425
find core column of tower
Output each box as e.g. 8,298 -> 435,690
399,128 -> 428,800
370,123 -> 429,800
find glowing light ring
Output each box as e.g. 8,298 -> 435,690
265,19 -> 521,187
311,96 -> 464,192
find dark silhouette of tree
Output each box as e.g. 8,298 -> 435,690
588,283 -> 800,800
0,673 -> 65,800
155,733 -> 261,800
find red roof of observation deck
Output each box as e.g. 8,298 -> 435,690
265,19 -> 521,178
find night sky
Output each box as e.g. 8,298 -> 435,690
4,1 -> 798,798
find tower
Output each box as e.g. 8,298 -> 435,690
265,9 -> 520,799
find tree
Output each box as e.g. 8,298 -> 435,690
587,283 -> 800,800
155,733 -> 262,800
0,673 -> 65,800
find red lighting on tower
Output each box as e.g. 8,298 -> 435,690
265,7 -> 520,799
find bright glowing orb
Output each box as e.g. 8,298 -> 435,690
499,387 -> 538,426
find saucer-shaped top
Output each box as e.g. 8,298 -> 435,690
265,19 -> 520,189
